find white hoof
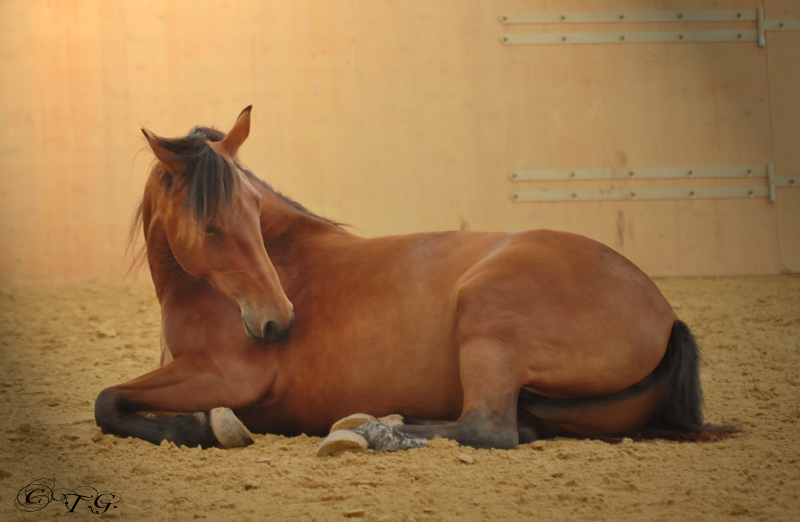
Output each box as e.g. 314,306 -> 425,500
209,407 -> 254,448
378,414 -> 404,426
329,413 -> 378,433
317,430 -> 369,457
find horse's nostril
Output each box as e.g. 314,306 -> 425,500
263,320 -> 277,339
262,320 -> 290,343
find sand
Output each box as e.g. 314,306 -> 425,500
1,276 -> 799,521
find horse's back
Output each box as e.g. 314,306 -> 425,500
454,229 -> 676,398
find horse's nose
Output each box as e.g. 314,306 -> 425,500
261,314 -> 294,343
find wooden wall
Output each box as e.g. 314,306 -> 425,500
0,0 -> 797,284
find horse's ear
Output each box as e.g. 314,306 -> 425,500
142,129 -> 186,175
217,105 -> 252,157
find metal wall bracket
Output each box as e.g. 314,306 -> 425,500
767,162 -> 776,203
509,163 -> 798,203
500,6 -> 799,47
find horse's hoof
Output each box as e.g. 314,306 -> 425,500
378,414 -> 404,426
316,430 -> 369,457
209,407 -> 254,449
330,413 -> 378,433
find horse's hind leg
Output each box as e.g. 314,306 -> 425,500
95,352 -> 265,448
394,415 -> 542,444
387,337 -> 522,449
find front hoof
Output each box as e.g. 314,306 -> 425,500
209,407 -> 254,448
317,430 -> 369,457
330,413 -> 378,433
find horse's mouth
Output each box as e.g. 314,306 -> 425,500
242,319 -> 259,341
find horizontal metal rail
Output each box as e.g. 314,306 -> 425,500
511,186 -> 770,202
502,30 -> 758,45
501,10 -> 758,24
510,166 -> 768,182
500,7 -> 798,47
508,163 -> 798,202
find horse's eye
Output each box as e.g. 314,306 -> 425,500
204,225 -> 220,235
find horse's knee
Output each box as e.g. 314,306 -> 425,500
94,387 -> 121,433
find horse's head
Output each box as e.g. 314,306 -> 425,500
142,106 -> 294,342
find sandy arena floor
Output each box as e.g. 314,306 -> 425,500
0,276 -> 799,521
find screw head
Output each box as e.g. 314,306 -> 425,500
688,170 -> 693,176
562,36 -> 567,41
629,171 -> 634,177
738,34 -> 743,39
690,191 -> 695,196
570,172 -> 576,178
678,13 -> 683,19
561,15 -> 566,21
511,172 -> 517,179
620,35 -> 626,40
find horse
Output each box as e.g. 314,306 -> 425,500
95,107 -> 734,453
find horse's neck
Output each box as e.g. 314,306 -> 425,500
253,183 -> 351,301
254,183 -> 347,247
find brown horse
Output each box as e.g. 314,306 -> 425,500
95,107 -> 731,452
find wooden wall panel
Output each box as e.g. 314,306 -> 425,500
766,0 -> 800,272
0,0 -> 795,284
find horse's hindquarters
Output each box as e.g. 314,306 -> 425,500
456,230 -> 677,399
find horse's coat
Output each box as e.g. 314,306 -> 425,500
95,108 -> 727,450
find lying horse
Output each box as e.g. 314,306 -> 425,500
95,107 -> 731,452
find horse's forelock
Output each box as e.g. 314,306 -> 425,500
150,126 -> 239,230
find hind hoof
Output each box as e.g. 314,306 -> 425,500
378,414 -> 404,426
317,430 -> 369,457
330,413 -> 378,433
209,407 -> 254,449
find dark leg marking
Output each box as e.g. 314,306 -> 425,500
95,388 -> 218,448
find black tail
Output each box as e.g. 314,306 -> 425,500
641,320 -> 740,440
650,320 -> 704,431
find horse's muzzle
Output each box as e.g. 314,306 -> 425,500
243,314 -> 294,343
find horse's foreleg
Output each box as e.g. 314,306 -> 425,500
95,352 -> 266,448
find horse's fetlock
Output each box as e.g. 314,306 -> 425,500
454,414 -> 519,450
